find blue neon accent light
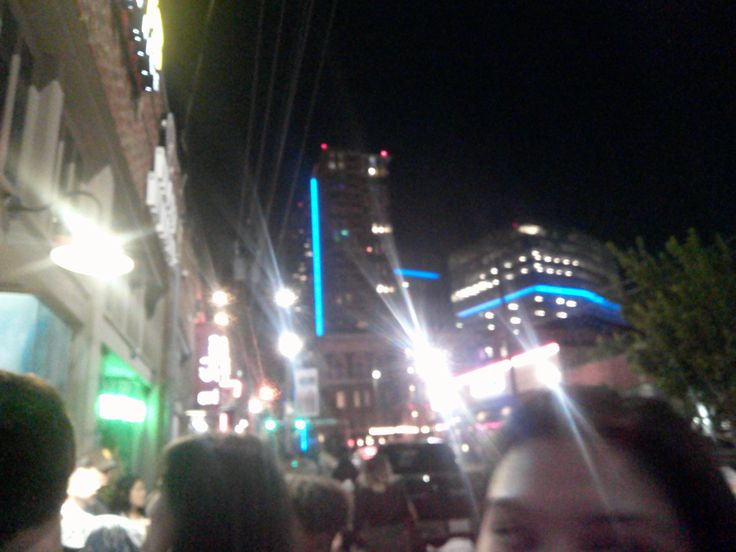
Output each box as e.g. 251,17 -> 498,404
456,284 -> 621,319
310,178 -> 325,336
394,268 -> 441,280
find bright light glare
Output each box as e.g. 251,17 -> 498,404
212,290 -> 229,307
264,419 -> 278,432
191,415 -> 209,434
372,369 -> 382,380
412,342 -> 460,414
98,394 -> 146,423
274,287 -> 298,308
518,224 -> 542,235
259,384 -> 277,402
213,311 -> 230,327
535,360 -> 562,388
278,331 -> 303,359
50,239 -> 134,280
234,419 -> 249,434
248,397 -> 264,414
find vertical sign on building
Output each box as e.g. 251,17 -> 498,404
294,368 -> 320,417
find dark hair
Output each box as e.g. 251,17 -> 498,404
490,386 -> 736,551
160,434 -> 295,552
110,474 -> 144,517
287,475 -> 349,536
0,371 -> 75,545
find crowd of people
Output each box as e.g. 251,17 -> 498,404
2,368 -> 736,552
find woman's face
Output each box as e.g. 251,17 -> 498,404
142,491 -> 174,552
476,438 -> 693,551
129,479 -> 147,510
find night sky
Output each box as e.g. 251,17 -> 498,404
161,1 -> 735,276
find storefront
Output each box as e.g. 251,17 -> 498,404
0,291 -> 73,391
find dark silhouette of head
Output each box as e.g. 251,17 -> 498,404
0,370 -> 75,547
287,475 -> 349,552
151,433 -> 295,552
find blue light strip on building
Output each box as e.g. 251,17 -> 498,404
456,284 -> 621,319
310,178 -> 325,336
393,268 -> 441,280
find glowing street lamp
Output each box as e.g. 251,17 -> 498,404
371,369 -> 382,380
258,384 -> 277,402
278,331 -> 303,359
274,287 -> 298,308
212,290 -> 230,307
213,311 -> 230,327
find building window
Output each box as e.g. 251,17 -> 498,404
0,29 -> 33,184
353,389 -> 362,408
335,390 -> 346,410
363,389 -> 372,407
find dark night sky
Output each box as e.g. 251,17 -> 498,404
161,1 -> 735,275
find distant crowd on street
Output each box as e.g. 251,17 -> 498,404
2,368 -> 736,552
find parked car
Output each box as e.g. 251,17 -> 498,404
379,441 -> 478,548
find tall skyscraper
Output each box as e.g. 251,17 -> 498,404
309,146 -> 394,335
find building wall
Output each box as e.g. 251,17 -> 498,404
0,0 -> 194,479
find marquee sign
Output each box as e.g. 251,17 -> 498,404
117,0 -> 164,93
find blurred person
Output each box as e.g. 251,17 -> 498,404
0,370 -> 75,552
82,526 -> 139,552
332,447 -> 358,489
287,475 -> 350,552
142,433 -> 295,552
476,386 -> 736,551
354,454 -> 417,552
110,476 -> 148,524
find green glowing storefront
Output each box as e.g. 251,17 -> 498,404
97,350 -> 163,472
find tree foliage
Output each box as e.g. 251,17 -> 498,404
612,230 -> 736,423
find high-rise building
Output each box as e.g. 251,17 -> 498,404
308,145 -> 394,335
447,223 -> 625,369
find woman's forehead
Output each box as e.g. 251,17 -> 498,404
488,438 -> 677,522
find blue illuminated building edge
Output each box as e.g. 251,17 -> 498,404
310,178 -> 324,336
456,284 -> 621,319
394,268 -> 441,280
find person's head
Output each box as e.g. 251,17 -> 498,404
476,386 -> 736,551
287,475 -> 349,552
110,475 -> 147,517
362,454 -> 392,486
143,434 -> 295,552
0,370 -> 75,548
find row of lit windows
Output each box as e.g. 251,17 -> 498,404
451,263 -> 579,303
335,389 -> 372,410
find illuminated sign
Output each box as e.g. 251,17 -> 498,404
310,178 -> 324,336
98,393 -> 147,423
146,114 -> 179,267
118,0 -> 164,92
193,323 -> 239,409
394,268 -> 441,280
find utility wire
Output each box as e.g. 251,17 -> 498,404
276,0 -> 338,252
235,0 -> 267,242
182,0 -> 218,153
261,0 -> 315,227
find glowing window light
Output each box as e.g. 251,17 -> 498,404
520,268 -> 529,274
503,262 -> 512,269
518,224 -> 542,235
310,178 -> 324,336
510,316 -> 521,325
507,303 -> 519,311
455,285 -> 621,318
556,297 -> 566,305
98,394 -> 146,423
563,259 -> 571,265
534,310 -> 546,317
572,260 -> 580,266
565,271 -> 573,277
492,279 -> 500,285
394,268 -> 441,280
484,312 -> 494,319
490,267 -> 498,275
566,300 -> 577,308
557,311 -> 568,319
534,295 -> 544,302
544,256 -> 552,262
546,268 -> 555,274
219,412 -> 229,433
367,167 -> 377,176
487,324 -> 495,331
505,273 -> 514,280
518,256 -> 527,262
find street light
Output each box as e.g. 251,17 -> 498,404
212,290 -> 230,307
259,384 -> 277,402
278,331 -> 303,359
213,311 -> 230,327
371,369 -> 382,380
274,287 -> 298,308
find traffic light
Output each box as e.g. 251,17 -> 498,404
264,418 -> 278,432
294,418 -> 307,431
294,418 -> 309,451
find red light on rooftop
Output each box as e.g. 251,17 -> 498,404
380,149 -> 389,158
320,143 -> 328,151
